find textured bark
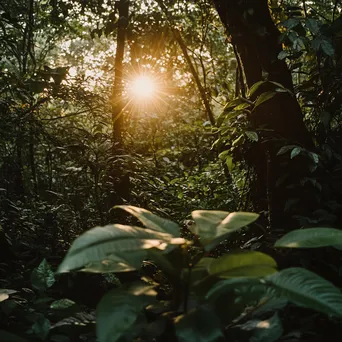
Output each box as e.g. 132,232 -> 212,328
108,0 -> 131,213
112,0 -> 129,146
212,0 -> 314,226
212,0 -> 311,144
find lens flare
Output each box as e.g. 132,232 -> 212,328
130,75 -> 156,100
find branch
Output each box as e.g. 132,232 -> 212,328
156,0 -> 215,125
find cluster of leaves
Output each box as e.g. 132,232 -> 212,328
29,206 -> 341,342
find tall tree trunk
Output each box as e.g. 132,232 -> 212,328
108,0 -> 130,213
112,0 -> 129,147
212,0 -> 314,227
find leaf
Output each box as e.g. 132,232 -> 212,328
320,39 -> 335,56
175,305 -> 224,342
31,315 -> 51,340
277,145 -> 297,156
50,299 -> 76,310
290,147 -> 302,159
51,312 -> 95,329
208,251 -> 277,278
238,313 -> 283,342
216,212 -> 259,236
234,102 -> 251,110
96,283 -> 156,342
264,268 -> 342,317
306,18 -> 321,35
31,259 -> 55,291
249,81 -> 266,96
312,37 -> 335,56
206,277 -> 261,302
204,212 -> 259,251
115,205 -> 180,237
255,92 -> 277,107
57,225 -> 185,273
225,154 -> 234,172
191,210 -> 230,241
278,50 -> 289,60
191,211 -> 258,250
274,228 -> 342,248
80,251 -> 147,273
309,152 -> 319,164
0,289 -> 17,302
232,134 -> 244,146
245,131 -> 259,142
283,18 -> 301,29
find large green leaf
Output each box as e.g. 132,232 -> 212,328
206,277 -> 262,302
175,305 -> 224,342
264,268 -> 342,317
57,224 -> 185,273
274,228 -> 342,248
116,205 -> 180,236
31,259 -> 55,291
96,283 -> 156,342
255,91 -> 277,107
191,210 -> 229,240
208,251 -> 277,278
191,211 -> 259,250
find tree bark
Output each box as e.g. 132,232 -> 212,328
112,0 -> 129,146
108,0 -> 130,213
212,0 -> 314,227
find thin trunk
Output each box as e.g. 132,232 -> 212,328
112,0 -> 129,147
29,121 -> 38,197
157,0 -> 215,125
109,0 -> 130,210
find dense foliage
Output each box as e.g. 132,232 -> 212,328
1,0 -> 342,341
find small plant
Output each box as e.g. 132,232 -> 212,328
56,206 -> 342,342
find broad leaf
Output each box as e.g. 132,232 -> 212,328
206,277 -> 262,302
50,299 -> 76,310
277,145 -> 297,156
264,268 -> 342,317
175,305 -> 224,342
96,283 -> 156,342
191,211 -> 258,250
80,250 -> 147,273
0,289 -> 17,302
208,251 -> 277,278
216,212 -> 259,236
31,259 -> 55,291
290,147 -> 302,159
115,205 -> 180,236
191,210 -> 229,240
249,81 -> 266,96
274,228 -> 342,248
255,91 -> 277,107
245,131 -> 259,142
57,224 -> 185,273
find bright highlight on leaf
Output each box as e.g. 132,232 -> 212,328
129,75 -> 156,99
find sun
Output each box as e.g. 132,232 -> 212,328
129,75 -> 156,100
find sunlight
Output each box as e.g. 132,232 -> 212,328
129,75 -> 157,100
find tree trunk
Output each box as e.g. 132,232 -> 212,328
212,0 -> 314,227
108,0 -> 130,214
